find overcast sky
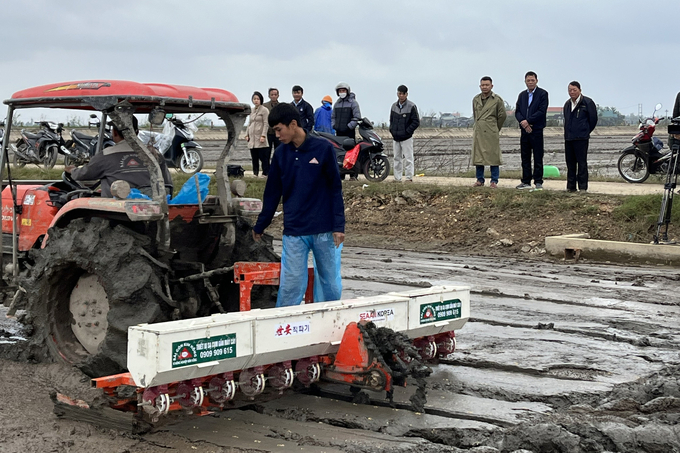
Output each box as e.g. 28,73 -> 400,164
2,0 -> 679,124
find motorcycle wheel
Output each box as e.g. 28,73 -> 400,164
178,148 -> 204,175
362,154 -> 391,182
41,144 -> 59,169
12,144 -> 27,168
617,150 -> 649,183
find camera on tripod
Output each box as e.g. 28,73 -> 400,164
668,117 -> 680,136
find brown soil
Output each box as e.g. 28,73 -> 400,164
266,182 -> 652,259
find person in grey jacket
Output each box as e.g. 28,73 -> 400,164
389,85 -> 420,182
563,81 -> 598,192
332,82 -> 361,140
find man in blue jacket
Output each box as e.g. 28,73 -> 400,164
515,71 -> 549,191
253,103 -> 345,307
291,85 -> 315,133
314,95 -> 335,134
563,81 -> 598,192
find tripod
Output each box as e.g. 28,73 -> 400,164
654,140 -> 680,244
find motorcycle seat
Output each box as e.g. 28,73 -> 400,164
72,131 -> 95,141
23,132 -> 40,139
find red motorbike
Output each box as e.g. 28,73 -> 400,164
313,117 -> 390,182
617,103 -> 675,183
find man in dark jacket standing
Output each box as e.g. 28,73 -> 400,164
291,85 -> 314,133
563,81 -> 598,192
515,71 -> 549,190
389,85 -> 420,182
253,103 -> 345,307
263,87 -> 282,151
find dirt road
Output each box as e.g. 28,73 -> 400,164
2,245 -> 679,452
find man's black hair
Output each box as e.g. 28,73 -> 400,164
252,91 -> 264,104
268,103 -> 301,128
525,71 -> 538,79
268,87 -> 279,95
569,81 -> 581,90
110,115 -> 139,135
292,85 -> 303,94
397,84 -> 408,94
480,76 -> 493,83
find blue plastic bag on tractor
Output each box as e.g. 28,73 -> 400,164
169,173 -> 211,205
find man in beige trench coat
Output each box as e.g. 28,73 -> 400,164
471,76 -> 507,188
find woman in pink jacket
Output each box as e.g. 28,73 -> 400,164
245,91 -> 270,177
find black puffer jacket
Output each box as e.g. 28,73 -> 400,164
389,100 -> 420,142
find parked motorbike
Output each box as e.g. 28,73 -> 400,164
138,115 -> 204,175
61,129 -> 114,166
314,117 -> 391,182
11,121 -> 62,169
617,103 -> 677,183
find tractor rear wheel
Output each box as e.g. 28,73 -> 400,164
24,217 -> 171,377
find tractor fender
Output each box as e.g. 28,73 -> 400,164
44,198 -> 164,248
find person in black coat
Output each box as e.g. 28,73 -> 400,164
515,71 -> 549,190
563,81 -> 598,192
291,85 -> 314,133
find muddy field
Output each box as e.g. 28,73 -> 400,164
2,244 -> 680,453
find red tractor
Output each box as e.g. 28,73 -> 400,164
1,81 -> 278,377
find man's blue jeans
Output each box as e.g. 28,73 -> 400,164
277,232 -> 342,307
475,165 -> 499,184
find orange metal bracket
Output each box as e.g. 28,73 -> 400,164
233,262 -> 314,311
91,372 -> 136,389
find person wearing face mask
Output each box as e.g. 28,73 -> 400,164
314,95 -> 335,134
332,82 -> 362,180
332,82 -> 361,141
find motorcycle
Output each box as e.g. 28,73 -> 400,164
314,117 -> 391,182
61,128 -> 114,166
138,115 -> 204,175
617,103 -> 677,183
11,121 -> 62,169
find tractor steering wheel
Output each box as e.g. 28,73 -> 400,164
62,171 -> 84,191
61,171 -> 101,199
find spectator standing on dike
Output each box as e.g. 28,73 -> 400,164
389,84 -> 420,182
563,81 -> 597,193
263,87 -> 282,154
291,85 -> 314,133
245,91 -> 270,177
332,82 -> 361,141
252,103 -> 345,307
515,71 -> 549,191
314,95 -> 335,134
471,76 -> 507,188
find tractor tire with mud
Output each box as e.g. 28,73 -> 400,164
23,217 -> 171,377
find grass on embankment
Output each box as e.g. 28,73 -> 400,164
2,167 -> 676,245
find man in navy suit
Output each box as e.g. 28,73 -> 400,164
515,71 -> 549,190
